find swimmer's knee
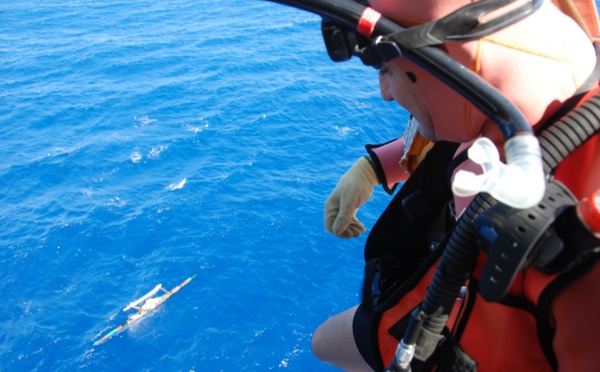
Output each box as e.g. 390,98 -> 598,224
311,323 -> 328,362
311,307 -> 358,363
311,312 -> 374,372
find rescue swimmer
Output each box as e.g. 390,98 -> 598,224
266,0 -> 600,370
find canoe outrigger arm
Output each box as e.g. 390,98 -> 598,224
123,284 -> 163,311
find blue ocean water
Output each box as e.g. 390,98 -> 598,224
0,1 -> 406,370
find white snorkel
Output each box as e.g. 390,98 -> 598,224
452,134 -> 546,209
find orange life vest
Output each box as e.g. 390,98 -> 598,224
369,86 -> 600,372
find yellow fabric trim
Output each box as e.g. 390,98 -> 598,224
400,134 -> 434,173
554,0 -> 593,39
481,36 -> 581,88
482,36 -> 565,62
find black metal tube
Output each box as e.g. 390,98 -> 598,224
264,0 -> 533,138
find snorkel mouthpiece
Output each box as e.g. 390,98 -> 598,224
452,135 -> 546,209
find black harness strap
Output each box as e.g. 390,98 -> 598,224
536,252 -> 600,368
356,141 -> 459,371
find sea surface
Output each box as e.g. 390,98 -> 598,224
0,1 -> 406,371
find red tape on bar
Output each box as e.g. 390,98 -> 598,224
357,7 -> 381,37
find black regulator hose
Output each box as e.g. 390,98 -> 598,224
418,193 -> 496,336
265,0 -> 534,139
540,92 -> 600,174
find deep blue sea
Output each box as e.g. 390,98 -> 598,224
0,1 -> 407,370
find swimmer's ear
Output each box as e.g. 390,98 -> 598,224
406,72 -> 417,83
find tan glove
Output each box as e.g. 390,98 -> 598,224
325,156 -> 379,238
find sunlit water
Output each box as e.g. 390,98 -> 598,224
0,1 -> 407,370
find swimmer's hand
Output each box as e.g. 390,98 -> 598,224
325,157 -> 379,238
